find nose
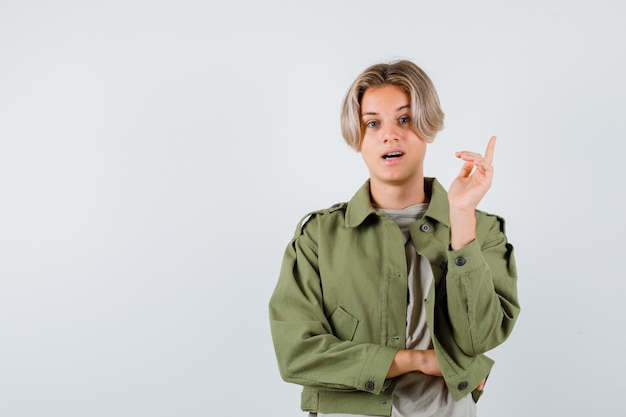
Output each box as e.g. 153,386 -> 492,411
382,124 -> 400,143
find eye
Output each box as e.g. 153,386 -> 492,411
399,116 -> 411,124
365,120 -> 379,128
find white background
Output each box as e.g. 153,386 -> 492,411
1,1 -> 625,416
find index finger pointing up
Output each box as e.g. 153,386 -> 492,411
484,136 -> 497,164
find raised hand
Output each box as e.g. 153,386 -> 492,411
447,136 -> 497,250
448,136 -> 497,212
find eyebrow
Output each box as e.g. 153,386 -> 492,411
361,104 -> 411,117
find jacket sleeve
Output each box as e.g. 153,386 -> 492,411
444,213 -> 520,356
268,214 -> 398,395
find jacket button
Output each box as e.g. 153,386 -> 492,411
454,257 -> 466,266
364,380 -> 375,391
420,224 -> 431,233
457,381 -> 469,390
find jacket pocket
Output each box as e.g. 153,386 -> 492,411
329,306 -> 359,341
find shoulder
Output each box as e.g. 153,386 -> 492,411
475,209 -> 508,238
292,202 -> 348,237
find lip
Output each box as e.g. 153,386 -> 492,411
381,149 -> 405,164
381,148 -> 404,157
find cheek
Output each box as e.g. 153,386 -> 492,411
358,144 -> 377,164
360,131 -> 379,147
359,139 -> 375,155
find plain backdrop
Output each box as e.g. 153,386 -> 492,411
1,1 -> 625,416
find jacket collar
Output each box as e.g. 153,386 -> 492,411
345,178 -> 450,228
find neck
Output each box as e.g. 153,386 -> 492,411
369,175 -> 428,210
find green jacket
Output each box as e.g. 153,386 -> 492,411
269,178 -> 520,416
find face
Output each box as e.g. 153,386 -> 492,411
359,84 -> 427,189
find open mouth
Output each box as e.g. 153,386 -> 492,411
382,151 -> 404,160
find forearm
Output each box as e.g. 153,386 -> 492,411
386,349 -> 441,378
449,207 -> 476,250
445,217 -> 520,355
271,323 -> 397,392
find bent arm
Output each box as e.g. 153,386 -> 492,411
445,214 -> 520,355
269,220 -> 397,395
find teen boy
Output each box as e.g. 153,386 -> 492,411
269,60 -> 520,417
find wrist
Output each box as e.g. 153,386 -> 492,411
449,205 -> 475,218
449,209 -> 476,250
413,350 -> 426,373
387,350 -> 423,378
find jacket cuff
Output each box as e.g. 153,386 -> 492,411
447,239 -> 485,274
357,345 -> 398,395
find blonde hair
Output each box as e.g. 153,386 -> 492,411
340,60 -> 444,150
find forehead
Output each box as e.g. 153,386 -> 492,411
360,84 -> 410,114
